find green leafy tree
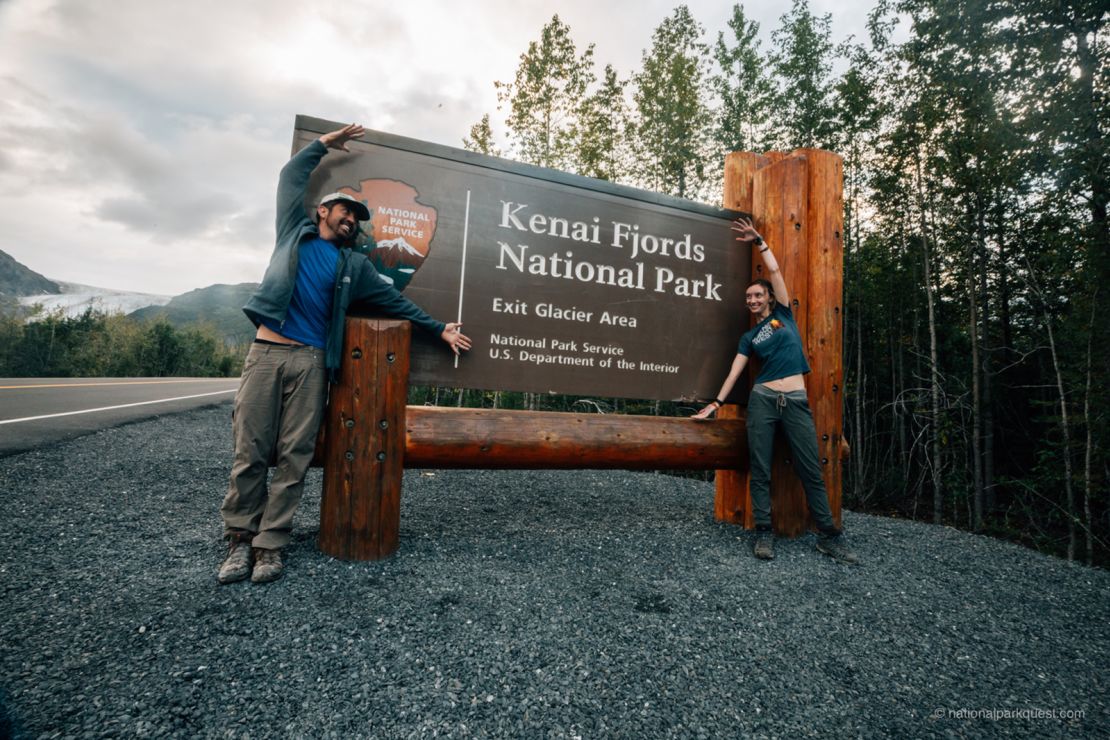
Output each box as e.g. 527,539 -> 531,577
573,64 -> 630,181
769,0 -> 837,149
462,114 -> 502,157
0,308 -> 240,378
712,3 -> 776,154
0,300 -> 22,373
632,5 -> 714,199
495,15 -> 595,169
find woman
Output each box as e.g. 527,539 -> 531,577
693,217 -> 858,564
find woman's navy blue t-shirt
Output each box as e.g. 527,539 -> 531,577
736,303 -> 811,384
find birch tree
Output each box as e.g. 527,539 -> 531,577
711,3 -> 775,154
632,5 -> 713,199
495,15 -> 595,169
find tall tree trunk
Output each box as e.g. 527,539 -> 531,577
969,267 -> 983,531
924,244 -> 942,525
889,325 -> 898,463
854,294 -> 865,500
1083,291 -> 1096,565
846,141 -> 867,503
916,154 -> 944,525
1041,294 -> 1076,561
896,314 -> 908,473
1074,20 -> 1107,566
977,199 -> 995,515
904,226 -> 923,506
995,207 -> 1013,363
1074,28 -> 1110,285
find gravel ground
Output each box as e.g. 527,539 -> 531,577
0,405 -> 1107,739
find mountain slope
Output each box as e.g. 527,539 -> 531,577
129,282 -> 258,343
0,249 -> 59,297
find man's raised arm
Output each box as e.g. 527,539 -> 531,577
274,123 -> 366,238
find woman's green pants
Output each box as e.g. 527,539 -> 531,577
746,384 -> 839,536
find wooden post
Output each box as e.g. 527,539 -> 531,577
794,149 -> 845,529
719,148 -> 844,536
756,156 -> 812,537
713,402 -> 751,525
319,318 -> 410,560
717,153 -> 768,526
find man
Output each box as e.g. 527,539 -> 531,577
218,123 -> 471,584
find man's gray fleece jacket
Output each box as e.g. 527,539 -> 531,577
242,139 -> 445,381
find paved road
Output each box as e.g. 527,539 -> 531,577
0,377 -> 239,456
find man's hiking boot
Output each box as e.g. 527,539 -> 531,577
753,531 -> 775,560
251,548 -> 284,583
217,541 -> 252,584
816,535 -> 861,565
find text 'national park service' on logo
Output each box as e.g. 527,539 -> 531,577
339,179 -> 437,291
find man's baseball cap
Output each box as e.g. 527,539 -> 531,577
318,192 -> 371,221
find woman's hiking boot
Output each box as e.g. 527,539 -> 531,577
816,535 -> 861,565
753,531 -> 775,560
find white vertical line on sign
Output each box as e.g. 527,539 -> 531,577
454,189 -> 472,369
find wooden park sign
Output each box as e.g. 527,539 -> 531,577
294,115 -> 845,560
294,114 -> 750,402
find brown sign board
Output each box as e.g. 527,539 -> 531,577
293,115 -> 751,403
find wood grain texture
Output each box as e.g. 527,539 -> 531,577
319,318 -> 410,560
795,149 -> 845,530
405,407 -> 747,470
713,403 -> 751,525
723,152 -> 771,213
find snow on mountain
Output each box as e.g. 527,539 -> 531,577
20,281 -> 171,319
373,237 -> 425,268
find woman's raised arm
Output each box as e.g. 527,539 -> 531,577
732,217 -> 789,306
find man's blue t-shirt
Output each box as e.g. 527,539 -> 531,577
261,237 -> 338,349
737,303 -> 811,384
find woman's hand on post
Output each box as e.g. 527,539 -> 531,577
731,216 -> 762,246
691,401 -> 720,420
441,322 -> 472,356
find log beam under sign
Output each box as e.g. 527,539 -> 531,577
404,406 -> 746,470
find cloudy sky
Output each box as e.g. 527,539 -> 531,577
0,0 -> 873,296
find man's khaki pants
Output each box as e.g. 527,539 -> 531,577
220,342 -> 327,550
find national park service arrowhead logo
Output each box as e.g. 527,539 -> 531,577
338,179 -> 437,291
